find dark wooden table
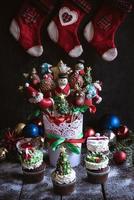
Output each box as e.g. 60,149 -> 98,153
0,155 -> 133,200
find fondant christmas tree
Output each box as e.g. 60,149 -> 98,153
55,146 -> 71,175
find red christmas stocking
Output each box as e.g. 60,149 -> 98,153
9,0 -> 54,57
84,0 -> 132,61
47,0 -> 92,58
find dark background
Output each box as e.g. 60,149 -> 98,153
0,0 -> 134,130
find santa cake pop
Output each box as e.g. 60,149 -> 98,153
25,83 -> 54,109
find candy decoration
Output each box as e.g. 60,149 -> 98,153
75,90 -> 85,106
41,63 -> 52,75
86,81 -> 102,104
116,125 -> 129,139
75,62 -> 85,75
14,123 -> 26,137
55,73 -> 70,97
113,150 -> 127,165
70,71 -> 84,90
25,82 -> 38,96
23,61 -> 102,115
102,114 -> 121,130
24,123 -> 40,138
38,97 -> 54,109
25,83 -> 54,109
58,60 -> 72,74
84,128 -> 95,139
54,95 -> 70,115
40,74 -> 55,96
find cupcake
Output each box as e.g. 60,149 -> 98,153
85,152 -> 110,184
51,146 -> 76,195
20,147 -> 45,183
86,135 -> 109,155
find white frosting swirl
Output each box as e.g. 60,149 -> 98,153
85,156 -> 109,170
51,169 -> 76,184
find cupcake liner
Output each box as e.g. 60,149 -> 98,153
52,179 -> 76,195
87,166 -> 110,184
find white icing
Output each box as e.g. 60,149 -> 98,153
59,7 -> 78,26
51,169 -> 76,184
87,136 -> 109,153
85,156 -> 109,170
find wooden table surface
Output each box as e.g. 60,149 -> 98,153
0,154 -> 133,200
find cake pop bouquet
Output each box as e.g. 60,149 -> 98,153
22,60 -> 102,166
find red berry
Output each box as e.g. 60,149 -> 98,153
84,128 -> 95,138
95,157 -> 101,163
113,151 -> 127,164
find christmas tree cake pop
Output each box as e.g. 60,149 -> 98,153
51,146 -> 76,195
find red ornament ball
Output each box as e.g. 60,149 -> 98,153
113,151 -> 127,165
116,125 -> 129,139
84,128 -> 95,138
75,96 -> 85,106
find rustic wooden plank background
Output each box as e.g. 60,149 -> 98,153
0,153 -> 133,200
0,162 -> 23,200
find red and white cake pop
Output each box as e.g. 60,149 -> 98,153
25,83 -> 54,109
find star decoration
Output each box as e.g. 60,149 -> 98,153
60,146 -> 66,153
59,94 -> 66,99
23,73 -> 29,78
18,86 -> 23,91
